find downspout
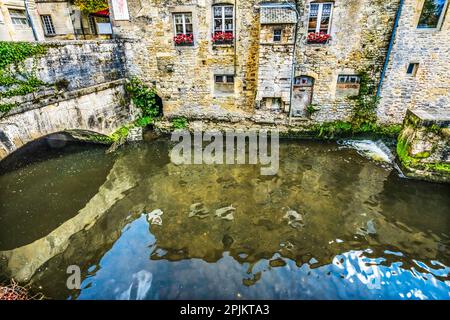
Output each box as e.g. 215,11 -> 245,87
24,0 -> 38,41
288,2 -> 300,125
376,0 -> 404,97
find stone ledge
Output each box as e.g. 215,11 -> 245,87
2,79 -> 128,118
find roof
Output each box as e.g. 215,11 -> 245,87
260,4 -> 297,24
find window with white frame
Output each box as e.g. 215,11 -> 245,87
9,9 -> 28,26
173,13 -> 193,35
213,5 -> 234,34
41,15 -> 56,35
308,2 -> 333,34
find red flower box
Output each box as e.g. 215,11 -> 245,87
212,31 -> 234,45
307,32 -> 331,44
174,33 -> 194,46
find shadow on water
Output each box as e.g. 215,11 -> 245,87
0,137 -> 448,299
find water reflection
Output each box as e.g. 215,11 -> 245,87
0,138 -> 448,299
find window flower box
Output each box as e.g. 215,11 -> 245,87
306,32 -> 331,44
173,33 -> 194,46
212,32 -> 234,45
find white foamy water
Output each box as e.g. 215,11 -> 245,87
339,139 -> 395,163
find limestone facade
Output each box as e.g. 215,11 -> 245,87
378,0 -> 450,124
0,0 -> 44,41
111,0 -> 401,122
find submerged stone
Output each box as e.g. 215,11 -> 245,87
188,203 -> 209,219
215,205 -> 236,221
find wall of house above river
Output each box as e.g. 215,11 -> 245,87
111,0 -> 400,123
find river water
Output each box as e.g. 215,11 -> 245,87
0,136 -> 449,300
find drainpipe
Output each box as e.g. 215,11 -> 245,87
286,2 -> 300,125
376,0 -> 404,97
24,0 -> 39,41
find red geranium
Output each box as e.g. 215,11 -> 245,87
307,32 -> 331,44
173,33 -> 194,45
212,31 -> 234,43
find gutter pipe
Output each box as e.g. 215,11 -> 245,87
376,0 -> 404,97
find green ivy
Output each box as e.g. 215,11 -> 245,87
74,0 -> 108,13
0,103 -> 17,114
0,42 -> 49,114
0,42 -> 47,70
125,77 -> 160,123
171,117 -> 188,129
348,71 -> 380,129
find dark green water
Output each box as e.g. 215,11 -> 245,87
0,137 -> 449,300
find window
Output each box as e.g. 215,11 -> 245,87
406,63 -> 419,76
173,13 -> 193,35
214,74 -> 234,94
41,15 -> 55,35
418,0 -> 448,29
173,13 -> 194,45
9,9 -> 28,26
336,75 -> 361,97
89,15 -> 97,34
308,3 -> 333,34
294,76 -> 314,87
273,29 -> 282,42
213,5 -> 234,34
337,75 -> 361,84
215,75 -> 234,83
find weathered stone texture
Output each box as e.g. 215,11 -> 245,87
294,0 -> 399,122
111,0 -> 398,123
378,0 -> 450,124
0,81 -> 132,160
397,109 -> 450,183
9,40 -> 127,91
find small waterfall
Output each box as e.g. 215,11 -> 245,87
338,139 -> 395,163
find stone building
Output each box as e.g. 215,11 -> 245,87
34,1 -> 112,40
111,0 -> 401,122
378,0 -> 450,124
0,0 -> 44,41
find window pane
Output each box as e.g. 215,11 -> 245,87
308,17 -> 317,33
185,23 -> 193,34
225,18 -> 233,30
214,18 -> 222,31
418,0 -> 447,28
175,24 -> 183,34
310,4 -> 319,17
184,14 -> 192,24
224,6 -> 233,17
322,3 -> 332,17
226,75 -> 234,83
320,17 -> 330,33
174,14 -> 183,24
215,75 -> 224,83
214,7 -> 222,17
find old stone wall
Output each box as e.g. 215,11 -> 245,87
0,80 -> 132,160
113,0 -> 263,119
396,109 -> 450,183
2,40 -> 127,92
293,0 -> 399,122
378,0 -> 450,124
112,0 -> 399,123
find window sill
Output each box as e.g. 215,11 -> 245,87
416,27 -> 443,32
